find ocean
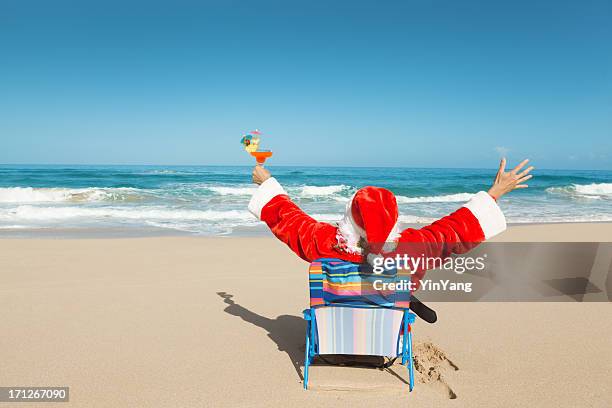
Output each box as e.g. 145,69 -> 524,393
0,165 -> 611,237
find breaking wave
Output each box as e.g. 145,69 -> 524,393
546,183 -> 612,199
300,185 -> 349,196
207,186 -> 257,196
205,184 -> 351,198
0,205 -> 254,222
396,193 -> 474,204
310,213 -> 435,224
0,187 -> 144,203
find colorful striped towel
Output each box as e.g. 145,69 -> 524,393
309,258 -> 411,309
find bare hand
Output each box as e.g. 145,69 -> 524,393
488,158 -> 534,200
252,165 -> 271,185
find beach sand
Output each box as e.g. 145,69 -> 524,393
1,223 -> 611,407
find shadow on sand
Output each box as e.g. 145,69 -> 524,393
216,292 -> 400,384
217,292 -> 306,380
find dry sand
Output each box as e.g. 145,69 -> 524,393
1,223 -> 611,407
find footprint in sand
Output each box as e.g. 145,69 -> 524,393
412,342 -> 459,399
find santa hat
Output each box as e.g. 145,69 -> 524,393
336,186 -> 401,262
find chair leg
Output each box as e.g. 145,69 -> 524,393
401,314 -> 408,365
304,323 -> 310,389
408,325 -> 414,392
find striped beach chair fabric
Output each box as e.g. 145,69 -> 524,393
303,258 -> 416,390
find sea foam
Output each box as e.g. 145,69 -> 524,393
546,183 -> 612,199
0,187 -> 142,203
396,193 -> 474,204
207,186 -> 257,196
0,205 -> 254,222
300,185 -> 349,196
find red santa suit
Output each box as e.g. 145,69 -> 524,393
248,178 -> 506,289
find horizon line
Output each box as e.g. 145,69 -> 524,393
0,163 -> 610,172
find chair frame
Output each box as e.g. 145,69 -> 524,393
302,305 -> 416,391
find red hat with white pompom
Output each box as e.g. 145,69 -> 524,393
336,186 -> 401,262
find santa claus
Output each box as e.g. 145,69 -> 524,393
248,158 -> 533,290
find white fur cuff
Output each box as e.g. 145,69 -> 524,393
463,191 -> 507,239
248,177 -> 287,220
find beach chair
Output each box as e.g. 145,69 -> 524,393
303,258 -> 416,390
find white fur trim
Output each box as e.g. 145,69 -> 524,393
384,223 -> 401,248
382,239 -> 398,253
462,191 -> 507,239
337,193 -> 365,254
248,177 -> 287,220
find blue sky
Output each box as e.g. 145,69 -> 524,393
0,0 -> 610,169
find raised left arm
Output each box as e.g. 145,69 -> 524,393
249,168 -> 357,263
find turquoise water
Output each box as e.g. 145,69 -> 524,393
1,165 -> 611,236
